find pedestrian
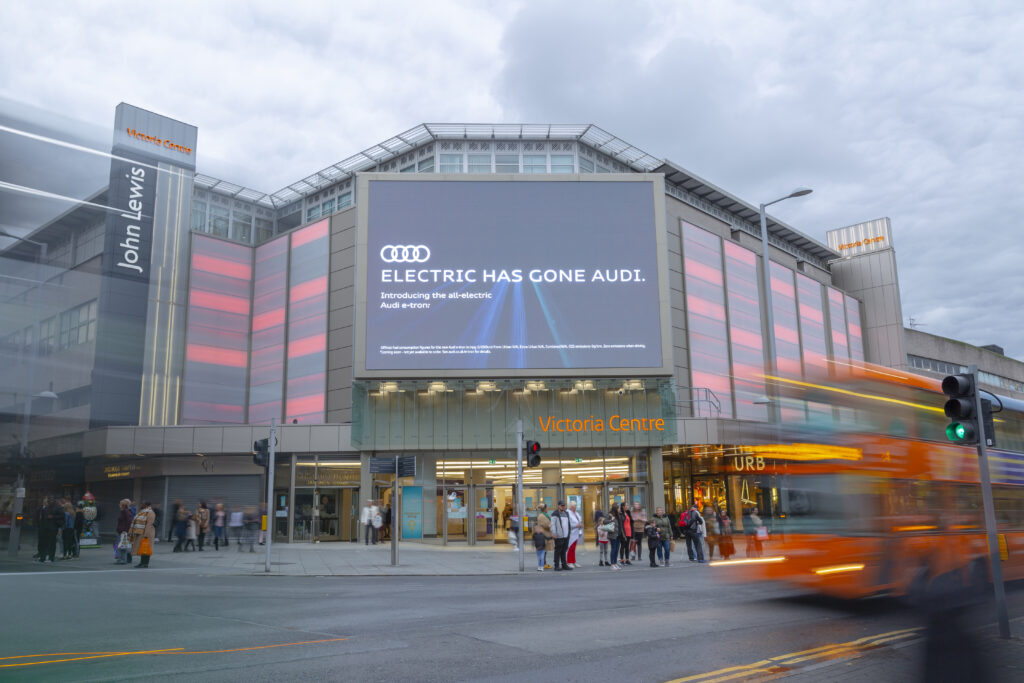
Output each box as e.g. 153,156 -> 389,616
195,501 -> 210,551
359,500 -> 375,545
630,501 -> 646,562
73,502 -> 85,558
602,506 -> 621,569
703,505 -> 719,560
61,501 -> 76,560
508,506 -> 520,551
596,515 -> 613,567
532,522 -> 547,572
241,506 -> 259,552
184,513 -> 197,551
173,504 -> 190,552
592,505 -> 605,550
652,506 -> 673,567
566,500 -> 583,568
718,509 -> 735,560
616,503 -> 632,565
116,499 -> 134,565
536,503 -> 554,569
130,501 -> 156,568
743,507 -> 763,558
550,501 -> 572,571
37,496 -> 60,564
644,519 -> 661,567
213,503 -> 227,549
381,503 -> 392,541
682,502 -> 706,563
229,507 -> 244,546
371,503 -> 384,542
167,499 -> 181,542
258,502 -> 267,546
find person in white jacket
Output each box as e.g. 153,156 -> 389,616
359,500 -> 380,545
566,501 -> 583,568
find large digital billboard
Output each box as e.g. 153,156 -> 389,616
354,175 -> 670,377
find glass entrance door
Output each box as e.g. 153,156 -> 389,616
443,487 -> 469,543
563,484 -> 601,541
522,486 -> 558,535
474,487 -> 494,543
607,484 -> 646,516
315,489 -> 341,541
492,485 -> 517,546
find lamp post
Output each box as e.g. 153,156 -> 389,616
1,230 -> 47,557
758,189 -> 812,427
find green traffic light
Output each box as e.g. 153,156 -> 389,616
946,422 -> 974,442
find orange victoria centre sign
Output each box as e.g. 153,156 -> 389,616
538,415 -> 665,433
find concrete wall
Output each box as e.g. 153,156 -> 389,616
830,248 -> 906,369
327,207 -> 357,423
905,328 -> 1024,399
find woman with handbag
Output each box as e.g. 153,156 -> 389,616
616,504 -> 632,565
603,505 -> 621,570
536,503 -> 553,570
130,501 -> 157,568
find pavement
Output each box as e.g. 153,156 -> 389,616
1,534 -> 640,575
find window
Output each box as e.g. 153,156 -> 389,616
321,198 -> 335,216
596,164 -> 611,173
550,154 -> 574,173
58,300 -> 97,350
306,204 -> 321,222
468,154 -> 491,173
39,316 -> 57,355
523,154 -> 546,173
49,237 -> 72,268
495,154 -> 519,173
209,206 -> 230,237
440,154 -> 463,173
58,385 -> 91,411
337,191 -> 352,209
578,157 -> 595,173
254,218 -> 274,244
417,157 -> 434,173
191,200 -> 208,232
74,222 -> 104,263
231,213 -> 252,243
400,164 -> 415,173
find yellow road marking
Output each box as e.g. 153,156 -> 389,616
664,627 -> 923,683
0,638 -> 349,669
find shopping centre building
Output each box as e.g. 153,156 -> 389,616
3,103 -> 1021,544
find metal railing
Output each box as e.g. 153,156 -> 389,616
674,386 -> 722,418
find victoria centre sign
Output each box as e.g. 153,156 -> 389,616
353,175 -> 672,377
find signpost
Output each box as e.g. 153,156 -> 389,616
516,419 -> 525,573
264,418 -> 277,574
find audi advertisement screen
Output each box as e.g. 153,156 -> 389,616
357,176 -> 668,374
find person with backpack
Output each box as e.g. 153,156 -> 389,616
682,502 -> 706,563
532,522 -> 547,572
644,519 -> 661,567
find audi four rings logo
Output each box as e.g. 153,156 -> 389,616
380,245 -> 431,263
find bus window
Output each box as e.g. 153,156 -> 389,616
950,484 -> 983,531
883,480 -> 940,532
994,486 -> 1024,530
778,475 -> 877,535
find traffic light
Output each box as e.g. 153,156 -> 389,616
253,438 -> 269,467
526,440 -> 542,467
942,374 -> 979,444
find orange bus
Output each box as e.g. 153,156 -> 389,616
713,362 -> 1024,599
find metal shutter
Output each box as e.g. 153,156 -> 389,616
166,475 -> 261,517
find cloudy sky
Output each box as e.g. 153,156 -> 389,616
1,1 -> 1022,356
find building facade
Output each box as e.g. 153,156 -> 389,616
2,103 -> 996,544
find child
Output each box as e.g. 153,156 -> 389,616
645,519 -> 661,567
532,528 -> 547,572
596,516 -> 611,567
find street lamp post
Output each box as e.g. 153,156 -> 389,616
758,188 -> 812,427
1,231 -> 47,557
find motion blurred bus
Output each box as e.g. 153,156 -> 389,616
713,362 -> 1024,599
